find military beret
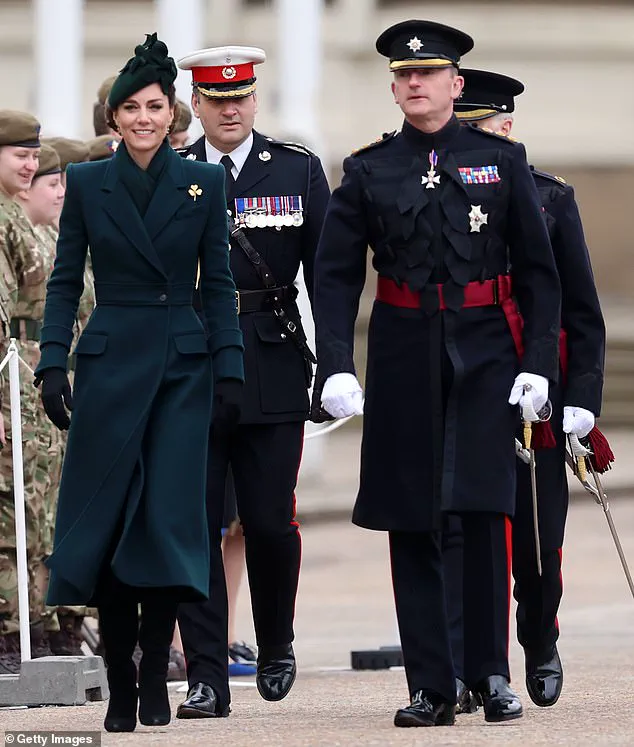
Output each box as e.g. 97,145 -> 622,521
0,110 -> 41,148
108,33 -> 177,109
97,75 -> 117,106
173,99 -> 192,133
42,137 -> 89,171
376,20 -> 474,71
34,145 -> 61,178
455,69 -> 525,121
87,135 -> 119,162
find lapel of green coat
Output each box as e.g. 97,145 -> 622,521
101,154 -> 166,277
144,147 -> 189,241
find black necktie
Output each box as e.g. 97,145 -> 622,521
220,155 -> 236,199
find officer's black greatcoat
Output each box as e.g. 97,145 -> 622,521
314,116 -> 561,532
516,169 -> 605,552
183,131 -> 330,422
513,169 -> 605,654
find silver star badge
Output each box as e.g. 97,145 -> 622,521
422,168 -> 440,189
259,150 -> 271,162
407,36 -> 423,52
469,205 -> 488,232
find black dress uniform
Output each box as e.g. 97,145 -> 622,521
445,68 -> 605,710
513,166 -> 604,695
175,46 -> 330,715
313,22 -> 561,726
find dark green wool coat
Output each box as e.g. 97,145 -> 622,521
35,145 -> 244,604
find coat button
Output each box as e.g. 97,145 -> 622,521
159,293 -> 167,302
280,333 -> 286,339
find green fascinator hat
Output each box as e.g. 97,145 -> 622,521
108,33 -> 177,109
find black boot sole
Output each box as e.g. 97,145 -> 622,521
484,709 -> 524,723
394,709 -> 456,727
176,705 -> 230,719
104,717 -> 136,732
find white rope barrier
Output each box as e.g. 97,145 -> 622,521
0,339 -> 31,661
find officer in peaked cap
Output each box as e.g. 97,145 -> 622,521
175,46 -> 330,718
311,20 -> 562,727
375,19 -> 474,70
446,68 -> 606,710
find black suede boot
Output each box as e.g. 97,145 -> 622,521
137,599 -> 178,727
99,599 -> 140,733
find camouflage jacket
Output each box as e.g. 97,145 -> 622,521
0,194 -> 46,343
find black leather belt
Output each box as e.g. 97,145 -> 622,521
235,286 -> 297,314
9,318 -> 42,342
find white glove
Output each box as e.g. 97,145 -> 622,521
508,372 -> 549,422
321,373 -> 364,419
563,406 -> 595,439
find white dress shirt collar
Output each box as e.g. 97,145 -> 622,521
204,132 -> 254,179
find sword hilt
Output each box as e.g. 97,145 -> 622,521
569,434 -> 590,482
523,420 -> 532,450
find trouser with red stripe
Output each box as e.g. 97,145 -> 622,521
178,421 -> 303,708
392,512 -> 512,701
513,381 -> 567,658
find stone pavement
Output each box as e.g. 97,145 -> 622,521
296,425 -> 634,524
2,499 -> 634,745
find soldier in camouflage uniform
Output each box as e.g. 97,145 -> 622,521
0,111 -> 48,672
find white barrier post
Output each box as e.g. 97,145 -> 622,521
6,340 -> 31,661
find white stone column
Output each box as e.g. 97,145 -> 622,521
277,0 -> 323,153
157,0 -> 205,140
34,0 -> 84,137
277,0 -> 326,480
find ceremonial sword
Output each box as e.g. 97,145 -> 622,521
567,434 -> 634,601
515,434 -> 634,601
519,385 -> 553,577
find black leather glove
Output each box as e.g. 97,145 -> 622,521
212,379 -> 243,436
34,368 -> 73,430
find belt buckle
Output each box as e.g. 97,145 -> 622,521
235,290 -> 241,314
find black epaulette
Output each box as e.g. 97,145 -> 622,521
468,123 -> 520,145
530,166 -> 568,187
264,136 -> 316,157
351,131 -> 397,156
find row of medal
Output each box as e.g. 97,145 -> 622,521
233,196 -> 304,228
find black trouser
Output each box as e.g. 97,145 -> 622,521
513,385 -> 567,658
397,512 -> 512,702
178,421 -> 304,710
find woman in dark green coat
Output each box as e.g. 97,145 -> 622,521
35,35 -> 244,732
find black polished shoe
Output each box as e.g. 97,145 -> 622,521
525,645 -> 563,707
256,644 -> 297,702
456,678 -> 479,714
394,689 -> 456,728
176,682 -> 230,719
474,675 -> 523,722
